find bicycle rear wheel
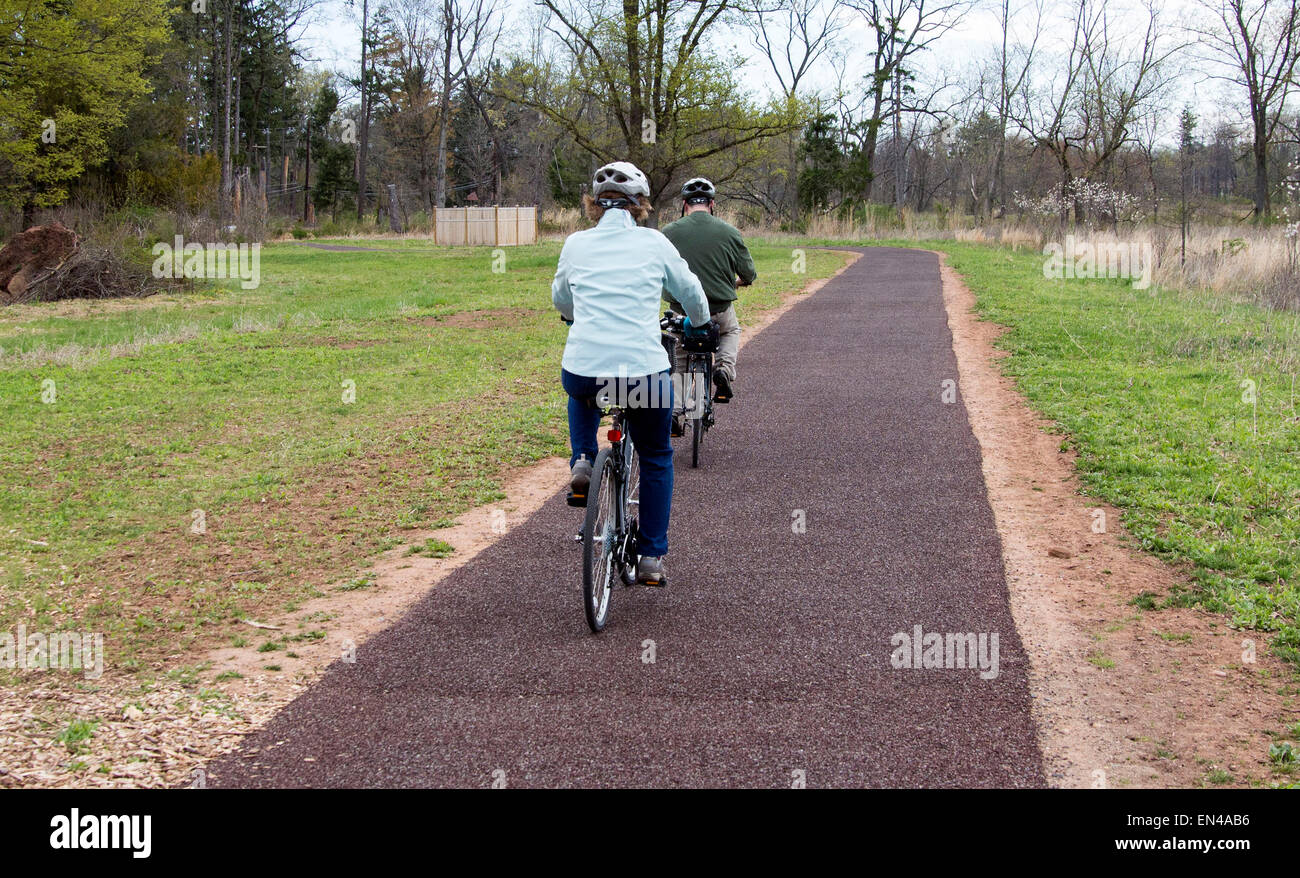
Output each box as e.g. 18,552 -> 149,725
581,448 -> 617,632
691,415 -> 701,468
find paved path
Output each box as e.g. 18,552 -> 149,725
210,247 -> 1045,788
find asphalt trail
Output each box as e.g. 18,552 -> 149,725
209,247 -> 1046,788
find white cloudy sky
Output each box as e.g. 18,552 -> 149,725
294,0 -> 1238,144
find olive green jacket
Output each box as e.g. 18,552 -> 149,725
661,211 -> 757,315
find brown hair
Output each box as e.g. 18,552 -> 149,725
583,191 -> 653,223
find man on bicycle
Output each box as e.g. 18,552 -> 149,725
552,161 -> 711,586
660,177 -> 756,415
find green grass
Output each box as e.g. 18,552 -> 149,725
1205,768 -> 1234,785
917,241 -> 1300,664
56,718 -> 99,752
405,537 -> 455,558
0,238 -> 848,665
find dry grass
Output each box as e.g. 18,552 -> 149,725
745,209 -> 1300,312
538,206 -> 584,236
954,223 -> 1299,311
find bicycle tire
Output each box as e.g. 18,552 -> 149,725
619,442 -> 640,586
581,447 -> 617,632
691,414 -> 701,467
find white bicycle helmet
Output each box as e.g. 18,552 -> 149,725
591,161 -> 650,200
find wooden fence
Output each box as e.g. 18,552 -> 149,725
433,206 -> 537,246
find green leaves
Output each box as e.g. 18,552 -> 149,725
0,0 -> 169,211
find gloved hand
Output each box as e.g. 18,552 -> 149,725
682,315 -> 707,338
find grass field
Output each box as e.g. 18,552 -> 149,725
913,241 -> 1300,664
0,239 -> 850,671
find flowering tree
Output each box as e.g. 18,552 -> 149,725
1013,178 -> 1143,227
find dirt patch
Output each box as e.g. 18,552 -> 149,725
203,457 -> 569,687
409,307 -> 542,329
938,254 -> 1298,789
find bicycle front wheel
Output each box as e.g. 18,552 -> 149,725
581,448 -> 617,632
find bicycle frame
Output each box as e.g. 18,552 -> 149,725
660,317 -> 714,424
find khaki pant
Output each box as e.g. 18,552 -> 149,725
712,304 -> 740,382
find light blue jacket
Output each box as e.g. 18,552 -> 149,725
552,208 -> 710,378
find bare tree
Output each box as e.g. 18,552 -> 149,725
985,0 -> 1044,216
373,0 -> 444,212
434,0 -> 501,208
1077,0 -> 1176,187
1013,0 -> 1172,224
502,0 -> 795,222
845,0 -> 973,202
747,0 -> 848,222
1194,0 -> 1300,220
1012,0 -> 1089,221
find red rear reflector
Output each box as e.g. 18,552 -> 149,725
607,429 -> 622,442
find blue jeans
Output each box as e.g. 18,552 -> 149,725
561,369 -> 674,557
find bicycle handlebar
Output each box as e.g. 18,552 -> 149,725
660,311 -> 686,333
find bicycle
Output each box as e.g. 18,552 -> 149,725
566,395 -> 641,632
660,311 -> 715,468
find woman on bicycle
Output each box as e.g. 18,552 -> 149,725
552,161 -> 711,585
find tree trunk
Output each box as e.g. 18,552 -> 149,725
435,0 -> 453,209
788,129 -> 801,226
1253,115 -> 1269,221
989,125 -> 1006,219
861,74 -> 886,203
435,102 -> 450,207
892,67 -> 905,211
303,121 -> 311,223
357,0 -> 370,220
420,151 -> 433,213
221,0 -> 235,223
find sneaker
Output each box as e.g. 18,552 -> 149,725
636,555 -> 667,586
713,372 -> 733,403
670,412 -> 685,437
566,456 -> 593,506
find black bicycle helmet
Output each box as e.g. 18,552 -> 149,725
681,177 -> 716,202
